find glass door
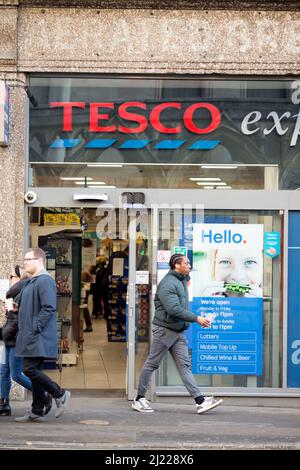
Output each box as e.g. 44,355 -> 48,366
126,208 -> 153,400
154,208 -> 283,393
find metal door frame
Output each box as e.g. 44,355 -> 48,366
126,209 -> 137,400
126,207 -> 158,400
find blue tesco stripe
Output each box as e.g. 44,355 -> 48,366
155,140 -> 185,149
85,139 -> 116,148
50,139 -> 82,149
119,140 -> 150,149
49,138 -> 221,151
188,140 -> 221,150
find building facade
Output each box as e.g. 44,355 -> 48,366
1,0 -> 300,400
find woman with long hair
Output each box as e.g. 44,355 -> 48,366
0,265 -> 52,416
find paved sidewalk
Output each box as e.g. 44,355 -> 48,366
0,396 -> 299,450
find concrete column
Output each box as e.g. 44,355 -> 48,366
0,73 -> 27,400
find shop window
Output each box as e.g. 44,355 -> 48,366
157,209 -> 283,389
28,76 -> 298,191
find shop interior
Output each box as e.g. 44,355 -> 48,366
28,207 -> 150,390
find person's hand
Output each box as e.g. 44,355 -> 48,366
200,281 -> 226,297
196,316 -> 211,328
0,299 -> 7,313
244,285 -> 263,298
12,301 -> 19,312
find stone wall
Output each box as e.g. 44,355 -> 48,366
0,74 -> 26,277
16,8 -> 300,75
0,77 -> 26,399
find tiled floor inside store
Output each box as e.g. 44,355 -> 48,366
47,317 -> 148,390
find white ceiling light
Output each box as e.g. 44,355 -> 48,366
60,177 -> 93,181
217,186 -> 232,189
75,181 -> 106,185
87,164 -> 123,167
201,165 -> 238,169
88,185 -> 116,188
196,181 -> 227,186
202,186 -> 215,189
189,177 -> 221,181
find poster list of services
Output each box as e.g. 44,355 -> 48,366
191,297 -> 263,375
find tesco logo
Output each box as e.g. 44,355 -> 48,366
201,229 -> 244,244
49,101 -> 221,135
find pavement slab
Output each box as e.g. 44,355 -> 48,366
0,397 -> 299,450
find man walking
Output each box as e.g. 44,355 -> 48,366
132,254 -> 223,414
15,248 -> 70,422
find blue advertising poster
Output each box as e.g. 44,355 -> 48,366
264,232 -> 280,258
191,297 -> 263,375
191,223 -> 264,375
287,212 -> 300,387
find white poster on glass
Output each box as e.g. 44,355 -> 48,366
192,224 -> 264,298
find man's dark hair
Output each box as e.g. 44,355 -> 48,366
26,247 -> 46,263
169,254 -> 185,269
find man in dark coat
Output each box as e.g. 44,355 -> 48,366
132,254 -> 223,415
15,248 -> 70,422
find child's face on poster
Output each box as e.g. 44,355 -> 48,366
214,247 -> 263,286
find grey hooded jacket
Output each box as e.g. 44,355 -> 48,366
15,269 -> 57,358
152,270 -> 197,332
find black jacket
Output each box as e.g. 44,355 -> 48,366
1,279 -> 29,347
1,310 -> 19,346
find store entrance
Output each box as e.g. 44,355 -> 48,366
28,207 -> 151,394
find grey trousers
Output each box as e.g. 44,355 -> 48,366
137,325 -> 202,398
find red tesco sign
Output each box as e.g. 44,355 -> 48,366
50,101 -> 221,135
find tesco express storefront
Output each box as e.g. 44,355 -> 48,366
26,75 -> 300,399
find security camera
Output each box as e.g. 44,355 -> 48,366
24,191 -> 37,204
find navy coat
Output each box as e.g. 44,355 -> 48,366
15,273 -> 58,358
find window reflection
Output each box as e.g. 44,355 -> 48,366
30,163 -> 268,190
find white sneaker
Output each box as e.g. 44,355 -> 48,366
203,396 -> 216,404
55,390 -> 71,418
196,396 -> 223,414
132,397 -> 154,413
